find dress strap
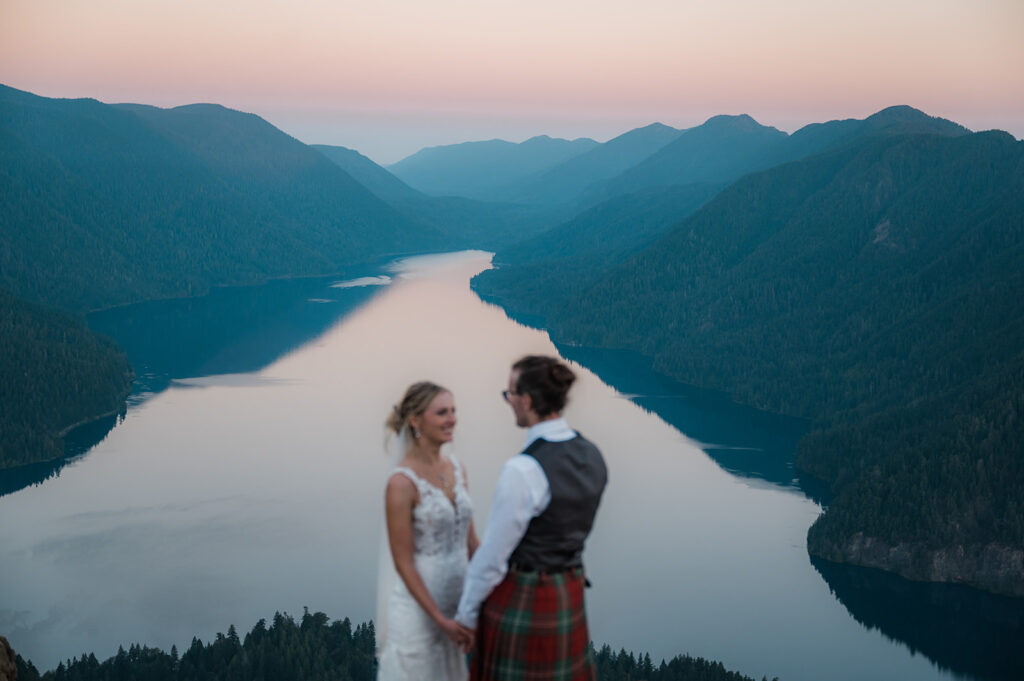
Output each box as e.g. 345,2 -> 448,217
390,466 -> 428,494
445,453 -> 466,489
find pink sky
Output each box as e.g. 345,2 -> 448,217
2,0 -> 1022,163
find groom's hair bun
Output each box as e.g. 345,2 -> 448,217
387,381 -> 449,435
512,355 -> 576,417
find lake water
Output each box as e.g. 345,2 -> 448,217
1,251 -> 1020,680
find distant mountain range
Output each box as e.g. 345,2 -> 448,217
387,134 -> 599,200
508,122 -> 685,205
313,143 -> 570,249
381,106 -> 971,212
601,106 -> 969,200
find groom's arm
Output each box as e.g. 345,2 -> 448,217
454,455 -> 549,629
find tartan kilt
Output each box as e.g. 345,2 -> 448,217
470,567 -> 595,681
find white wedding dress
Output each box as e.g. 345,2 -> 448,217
377,454 -> 472,681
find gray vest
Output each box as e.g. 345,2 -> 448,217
508,433 -> 608,571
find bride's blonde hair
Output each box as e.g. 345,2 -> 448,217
386,381 -> 449,438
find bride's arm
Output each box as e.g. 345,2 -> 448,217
385,475 -> 463,640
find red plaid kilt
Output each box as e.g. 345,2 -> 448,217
470,567 -> 595,681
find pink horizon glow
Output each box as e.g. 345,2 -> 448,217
2,0 -> 1021,163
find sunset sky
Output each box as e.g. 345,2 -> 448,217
2,0 -> 1022,164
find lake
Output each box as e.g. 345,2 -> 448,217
1,251 -> 1020,681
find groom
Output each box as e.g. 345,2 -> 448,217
455,355 -> 608,681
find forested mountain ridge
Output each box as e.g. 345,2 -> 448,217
0,84 -> 441,312
584,106 -> 970,205
780,104 -> 969,162
480,129 -> 1024,596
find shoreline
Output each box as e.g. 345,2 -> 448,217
0,391 -> 132,474
81,249 -> 449,316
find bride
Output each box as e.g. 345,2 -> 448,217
377,381 -> 479,680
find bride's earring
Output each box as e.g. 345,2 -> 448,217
411,425 -> 421,439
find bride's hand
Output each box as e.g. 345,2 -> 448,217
437,617 -> 474,651
455,622 -> 475,652
437,617 -> 465,645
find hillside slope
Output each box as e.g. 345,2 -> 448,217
0,289 -> 133,468
483,129 -> 1024,595
0,85 -> 440,311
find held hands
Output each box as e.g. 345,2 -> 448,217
455,622 -> 475,653
438,617 -> 474,652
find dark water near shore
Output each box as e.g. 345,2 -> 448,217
1,251 -> 1020,680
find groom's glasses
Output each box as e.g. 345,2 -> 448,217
502,389 -> 518,402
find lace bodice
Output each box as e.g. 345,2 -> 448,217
392,454 -> 473,559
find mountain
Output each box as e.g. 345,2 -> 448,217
0,84 -> 441,312
387,135 -> 598,200
784,105 -> 970,160
505,129 -> 1023,596
313,144 -> 572,249
586,107 -> 972,205
584,114 -> 788,202
388,107 -> 967,209
508,122 -> 684,205
312,144 -> 422,201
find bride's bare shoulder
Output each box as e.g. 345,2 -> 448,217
386,470 -> 419,504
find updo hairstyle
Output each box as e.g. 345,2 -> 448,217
386,381 -> 449,437
512,355 -> 576,417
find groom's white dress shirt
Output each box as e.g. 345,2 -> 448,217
454,417 -> 576,629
